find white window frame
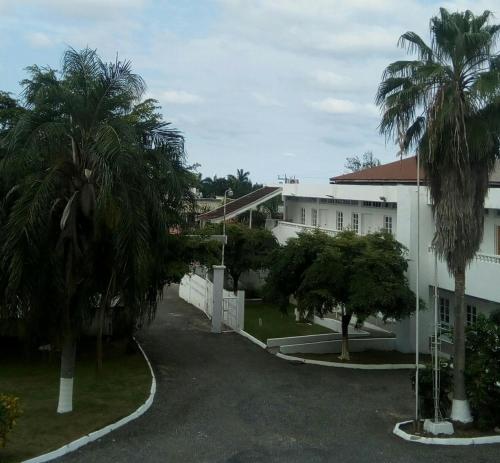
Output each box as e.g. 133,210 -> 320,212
311,208 -> 318,227
383,215 -> 393,234
300,207 -> 306,225
466,305 -> 477,326
439,297 -> 450,328
351,212 -> 359,234
336,211 -> 343,231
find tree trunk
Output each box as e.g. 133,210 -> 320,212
96,273 -> 114,373
96,304 -> 106,373
450,268 -> 472,423
339,311 -> 352,361
57,330 -> 76,414
232,273 -> 239,294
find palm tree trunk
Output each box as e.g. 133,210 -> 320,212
96,273 -> 114,373
57,329 -> 76,414
450,268 -> 472,423
339,310 -> 352,361
96,304 -> 106,373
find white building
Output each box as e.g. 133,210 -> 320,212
272,157 -> 500,353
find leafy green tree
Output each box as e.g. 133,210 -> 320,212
377,8 -> 500,422
0,48 -> 193,412
266,231 -> 417,360
264,231 -> 332,311
201,223 -> 278,292
344,151 -> 380,172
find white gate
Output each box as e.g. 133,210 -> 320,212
179,273 -> 244,331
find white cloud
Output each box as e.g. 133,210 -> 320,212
282,152 -> 297,157
252,92 -> 283,107
24,0 -> 148,19
310,98 -> 379,116
159,90 -> 204,105
25,32 -> 53,48
312,70 -> 347,89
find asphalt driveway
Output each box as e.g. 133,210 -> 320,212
58,286 -> 499,463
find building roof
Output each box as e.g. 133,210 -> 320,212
331,156 -> 500,186
197,186 -> 282,222
330,156 -> 425,184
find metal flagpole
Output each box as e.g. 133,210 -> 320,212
434,248 -> 439,423
415,151 -> 421,427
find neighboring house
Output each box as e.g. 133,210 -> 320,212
272,156 -> 500,353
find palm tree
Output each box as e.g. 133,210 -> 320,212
0,48 -> 191,412
377,9 -> 500,423
236,169 -> 250,183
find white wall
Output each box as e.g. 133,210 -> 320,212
284,199 -> 397,235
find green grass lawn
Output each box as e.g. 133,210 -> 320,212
294,351 -> 431,364
0,340 -> 150,463
244,301 -> 332,342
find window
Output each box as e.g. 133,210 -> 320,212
311,208 -> 317,227
383,216 -> 393,234
466,305 -> 477,326
336,211 -> 343,230
439,297 -> 450,328
352,213 -> 359,234
300,208 -> 306,224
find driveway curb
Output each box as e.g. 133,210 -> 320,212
393,420 -> 500,445
21,338 -> 157,463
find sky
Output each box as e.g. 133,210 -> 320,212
0,0 -> 497,184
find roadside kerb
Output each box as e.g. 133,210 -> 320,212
21,338 -> 157,463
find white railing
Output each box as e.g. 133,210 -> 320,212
428,247 -> 500,265
277,221 -> 338,236
475,253 -> 500,265
179,273 -> 245,331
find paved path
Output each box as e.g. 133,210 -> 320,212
59,287 -> 498,463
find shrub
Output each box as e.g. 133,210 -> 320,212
412,360 -> 452,419
415,312 -> 500,430
0,394 -> 22,447
465,314 -> 500,430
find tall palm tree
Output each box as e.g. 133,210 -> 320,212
0,48 -> 192,413
236,169 -> 250,183
377,9 -> 500,423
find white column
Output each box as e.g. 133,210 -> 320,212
249,209 -> 253,229
211,265 -> 225,333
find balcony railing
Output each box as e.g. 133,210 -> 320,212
428,246 -> 500,265
276,221 -> 338,236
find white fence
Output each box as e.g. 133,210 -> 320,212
179,274 -> 213,318
179,273 -> 245,332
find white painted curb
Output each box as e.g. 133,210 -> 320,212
393,420 -> 500,445
21,338 -> 157,463
278,354 -> 424,370
238,330 -> 421,370
239,330 -> 267,349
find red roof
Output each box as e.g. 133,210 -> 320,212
331,156 -> 425,184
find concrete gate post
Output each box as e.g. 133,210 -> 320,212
211,265 -> 225,333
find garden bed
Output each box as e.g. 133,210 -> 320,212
244,301 -> 332,342
0,340 -> 150,463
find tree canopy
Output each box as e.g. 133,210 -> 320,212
0,47 -> 195,412
265,231 -> 417,360
200,222 -> 278,292
198,169 -> 263,198
344,151 -> 381,172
